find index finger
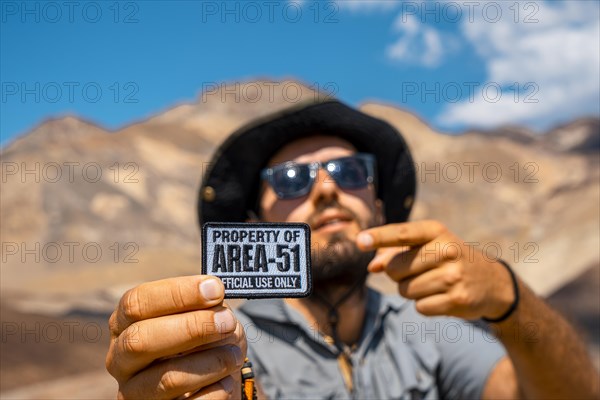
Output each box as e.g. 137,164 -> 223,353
356,220 -> 447,251
109,275 -> 224,337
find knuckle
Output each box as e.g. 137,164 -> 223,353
183,315 -> 200,342
215,350 -> 233,374
443,243 -> 461,260
121,288 -> 144,323
170,281 -> 188,310
157,369 -> 182,394
108,310 -> 120,335
394,225 -> 410,243
121,325 -> 146,355
444,265 -> 463,285
183,311 -> 210,342
451,290 -> 472,307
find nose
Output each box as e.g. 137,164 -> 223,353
308,166 -> 340,204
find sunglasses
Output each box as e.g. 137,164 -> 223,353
260,153 -> 376,199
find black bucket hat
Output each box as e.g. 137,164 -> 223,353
198,98 -> 416,226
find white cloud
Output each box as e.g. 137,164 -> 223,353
438,1 -> 600,130
385,14 -> 447,68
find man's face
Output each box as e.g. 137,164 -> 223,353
258,136 -> 383,285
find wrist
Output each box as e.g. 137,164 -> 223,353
482,259 -> 520,323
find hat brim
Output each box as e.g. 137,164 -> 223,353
198,99 -> 416,226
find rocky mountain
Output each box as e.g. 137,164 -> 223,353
544,118 -> 600,153
1,80 -> 598,396
466,117 -> 600,153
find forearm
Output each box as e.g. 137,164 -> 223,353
492,278 -> 599,399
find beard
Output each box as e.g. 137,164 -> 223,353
311,233 -> 375,291
309,202 -> 377,292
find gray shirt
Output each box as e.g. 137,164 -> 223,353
237,288 -> 506,399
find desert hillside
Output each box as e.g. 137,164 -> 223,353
1,80 -> 598,397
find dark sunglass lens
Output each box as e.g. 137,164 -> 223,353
334,158 -> 370,188
271,164 -> 312,198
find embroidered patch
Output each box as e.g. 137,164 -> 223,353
202,222 -> 312,299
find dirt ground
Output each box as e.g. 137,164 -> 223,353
1,265 -> 598,395
0,305 -> 112,391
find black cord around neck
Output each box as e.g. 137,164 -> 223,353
311,273 -> 367,353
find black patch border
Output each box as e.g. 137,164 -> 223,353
202,222 -> 312,299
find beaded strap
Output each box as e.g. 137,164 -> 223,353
241,357 -> 257,400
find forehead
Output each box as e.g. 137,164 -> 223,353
267,136 -> 357,166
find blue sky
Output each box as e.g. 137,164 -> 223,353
1,0 -> 599,145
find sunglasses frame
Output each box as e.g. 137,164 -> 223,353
260,153 -> 377,199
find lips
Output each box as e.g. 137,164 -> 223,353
312,210 -> 354,231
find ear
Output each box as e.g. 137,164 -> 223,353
374,199 -> 385,226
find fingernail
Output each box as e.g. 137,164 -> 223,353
229,345 -> 244,367
200,279 -> 221,301
357,232 -> 373,249
220,375 -> 235,393
213,309 -> 236,332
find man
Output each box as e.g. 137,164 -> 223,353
106,99 -> 598,399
